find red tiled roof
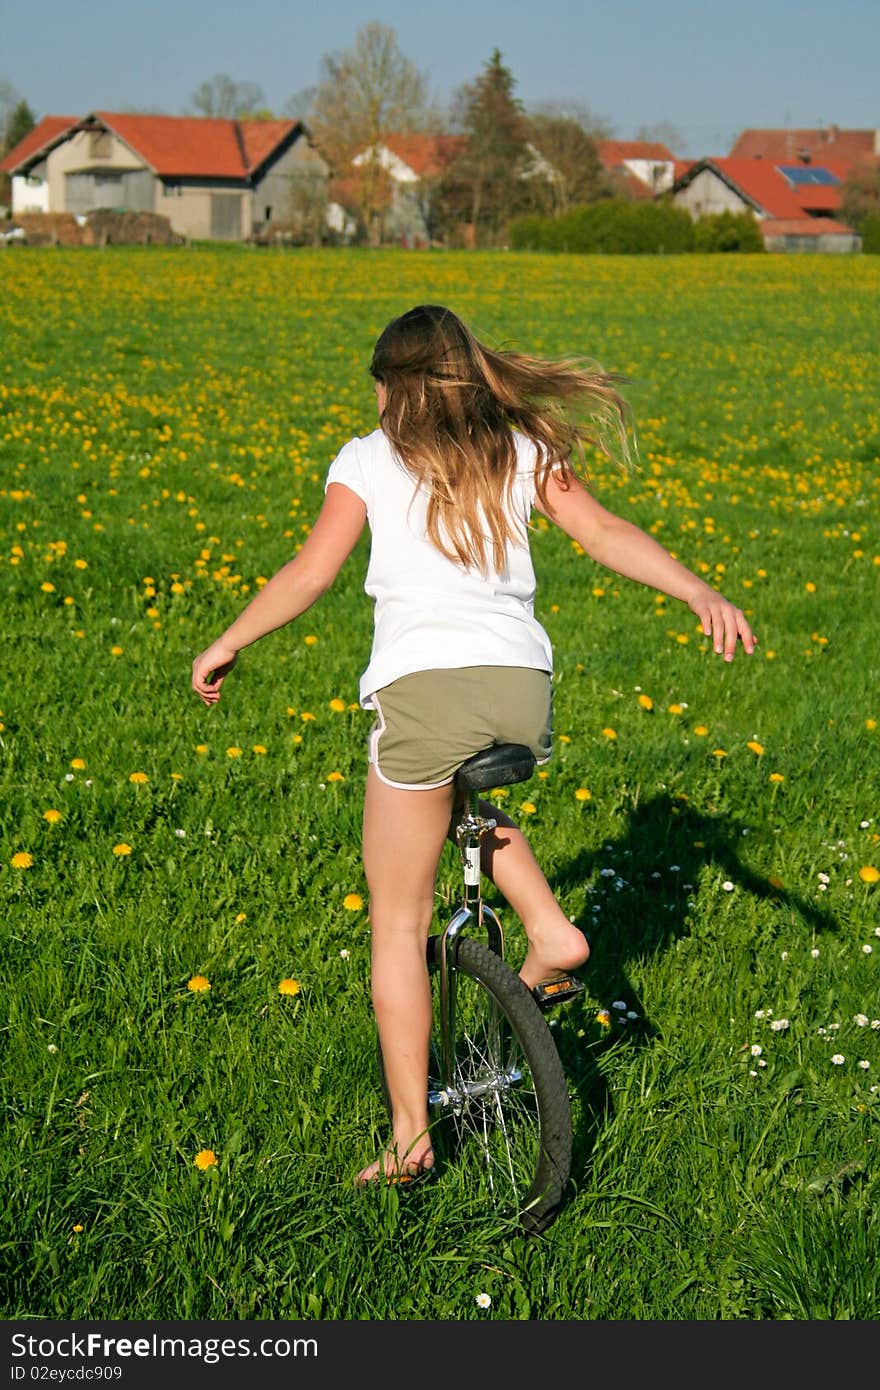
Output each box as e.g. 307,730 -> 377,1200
597,140 -> 677,167
761,217 -> 857,237
378,133 -> 464,178
791,184 -> 843,213
2,111 -> 303,179
731,127 -> 879,179
93,111 -> 300,178
239,120 -> 303,174
0,115 -> 78,172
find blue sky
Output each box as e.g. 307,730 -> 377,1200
2,0 -> 877,157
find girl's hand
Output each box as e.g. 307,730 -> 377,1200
192,640 -> 239,705
688,589 -> 757,662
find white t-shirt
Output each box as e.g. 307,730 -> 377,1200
325,427 -> 554,708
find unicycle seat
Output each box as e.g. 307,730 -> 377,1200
454,743 -> 536,793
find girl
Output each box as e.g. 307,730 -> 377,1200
192,304 -> 756,1185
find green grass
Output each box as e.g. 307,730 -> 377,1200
1,247 -> 878,1321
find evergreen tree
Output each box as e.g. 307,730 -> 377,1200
440,50 -> 530,246
4,99 -> 35,155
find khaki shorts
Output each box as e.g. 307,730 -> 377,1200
368,666 -> 553,790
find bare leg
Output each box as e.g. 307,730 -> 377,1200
449,797 -> 589,991
357,767 -> 455,1183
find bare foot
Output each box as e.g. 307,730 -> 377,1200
355,1136 -> 434,1186
518,922 -> 589,992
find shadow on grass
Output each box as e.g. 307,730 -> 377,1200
546,791 -> 839,1196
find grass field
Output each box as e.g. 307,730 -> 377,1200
1,246 -> 878,1322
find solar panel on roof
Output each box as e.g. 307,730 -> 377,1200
777,165 -> 840,186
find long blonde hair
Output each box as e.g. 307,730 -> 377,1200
369,304 -> 633,572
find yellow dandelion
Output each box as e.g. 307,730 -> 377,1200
171,772 -> 183,781
596,1010 -> 611,1029
195,744 -> 208,755
713,748 -> 727,758
129,771 -> 149,784
226,746 -> 242,758
71,758 -> 86,770
574,787 -> 592,801
490,787 -> 509,798
601,727 -> 617,741
637,694 -> 654,711
252,744 -> 267,755
170,582 -> 185,595
74,559 -> 88,570
867,719 -> 877,732
747,741 -> 765,756
300,711 -> 315,722
343,893 -> 364,911
278,977 -> 301,996
303,635 -> 318,646
769,772 -> 785,783
193,1149 -> 217,1170
291,734 -> 303,744
693,725 -> 709,737
235,912 -> 247,922
43,809 -> 63,824
558,734 -> 571,744
71,1223 -> 84,1233
41,581 -> 56,593
329,698 -> 346,712
327,771 -> 345,782
187,974 -> 211,993
112,843 -> 132,857
110,645 -> 123,656
805,581 -> 816,592
859,866 -> 879,884
668,703 -> 684,715
11,852 -> 33,869
520,801 -> 537,814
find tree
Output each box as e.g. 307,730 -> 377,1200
303,23 -> 432,244
634,120 -> 684,155
841,163 -> 880,231
523,111 -> 606,215
4,99 -> 36,153
438,50 -> 531,246
189,74 -> 268,120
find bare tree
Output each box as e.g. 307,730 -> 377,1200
530,98 -> 614,142
304,22 -> 432,243
189,74 -> 269,120
634,120 -> 684,155
524,112 -> 606,215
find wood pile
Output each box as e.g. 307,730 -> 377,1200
4,210 -> 179,246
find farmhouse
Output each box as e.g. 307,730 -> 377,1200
671,157 -> 861,252
346,133 -> 464,244
595,140 -> 686,197
1,111 -> 328,241
729,126 -> 880,181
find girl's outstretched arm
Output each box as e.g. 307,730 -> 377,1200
537,471 -> 756,661
191,482 -> 367,705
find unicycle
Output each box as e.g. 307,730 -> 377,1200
379,742 -> 574,1235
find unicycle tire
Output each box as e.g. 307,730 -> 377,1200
377,933 -> 572,1234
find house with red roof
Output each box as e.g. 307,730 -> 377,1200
347,132 -> 464,244
596,140 -> 680,196
1,111 -> 328,241
729,126 -> 880,181
671,157 -> 861,252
